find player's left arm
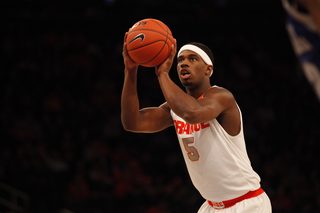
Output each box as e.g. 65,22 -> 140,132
172,87 -> 236,126
158,75 -> 235,125
164,86 -> 240,136
188,87 -> 235,124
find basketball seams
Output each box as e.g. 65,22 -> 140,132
127,29 -> 174,50
141,39 -> 168,65
128,19 -> 173,40
147,19 -> 172,65
127,40 -> 166,52
141,42 -> 168,65
150,19 -> 167,31
149,19 -> 174,45
126,18 -> 173,67
127,29 -> 171,40
150,19 -> 172,36
153,19 -> 170,59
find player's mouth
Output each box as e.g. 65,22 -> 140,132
180,69 -> 191,80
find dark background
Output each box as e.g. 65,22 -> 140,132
1,0 -> 320,212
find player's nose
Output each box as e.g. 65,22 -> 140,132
180,60 -> 189,68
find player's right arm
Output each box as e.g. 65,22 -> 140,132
121,33 -> 173,133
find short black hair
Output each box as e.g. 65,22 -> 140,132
186,42 -> 214,64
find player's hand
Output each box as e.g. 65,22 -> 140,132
123,32 -> 139,72
155,39 -> 177,76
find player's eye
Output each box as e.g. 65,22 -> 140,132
178,58 -> 184,63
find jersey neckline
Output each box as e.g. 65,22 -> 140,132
197,85 -> 216,99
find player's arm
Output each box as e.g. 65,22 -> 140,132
185,87 -> 236,123
123,103 -> 173,133
158,76 -> 236,125
121,67 -> 173,133
121,33 -> 173,133
195,88 -> 240,136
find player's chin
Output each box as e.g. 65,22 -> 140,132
180,80 -> 193,88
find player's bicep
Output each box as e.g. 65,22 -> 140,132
204,91 -> 231,113
137,103 -> 173,133
197,97 -> 226,121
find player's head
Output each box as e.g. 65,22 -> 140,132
177,42 -> 214,87
178,42 -> 214,76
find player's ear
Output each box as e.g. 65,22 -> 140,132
205,65 -> 213,76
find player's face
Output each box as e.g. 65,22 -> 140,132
177,50 -> 208,88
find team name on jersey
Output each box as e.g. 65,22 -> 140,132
173,120 -> 210,135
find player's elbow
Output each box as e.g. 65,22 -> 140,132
122,122 -> 140,133
122,123 -> 133,132
121,116 -> 138,132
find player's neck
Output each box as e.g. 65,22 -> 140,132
186,83 -> 212,99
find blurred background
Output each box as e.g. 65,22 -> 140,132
1,0 -> 320,212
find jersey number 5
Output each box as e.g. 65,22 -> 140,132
182,137 -> 200,161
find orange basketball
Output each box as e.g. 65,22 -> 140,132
126,18 -> 174,67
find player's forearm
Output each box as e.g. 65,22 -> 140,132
158,72 -> 199,123
121,69 -> 141,131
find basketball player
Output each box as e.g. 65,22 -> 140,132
121,33 -> 272,212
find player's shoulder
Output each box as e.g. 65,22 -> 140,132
203,86 -> 236,108
205,86 -> 234,99
159,102 -> 171,111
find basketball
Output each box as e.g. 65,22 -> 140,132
126,18 -> 174,67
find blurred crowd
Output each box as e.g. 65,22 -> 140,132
1,0 -> 320,213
